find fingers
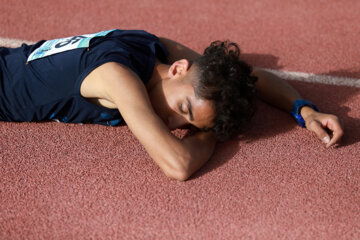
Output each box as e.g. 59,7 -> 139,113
307,120 -> 331,145
324,117 -> 344,148
307,114 -> 344,148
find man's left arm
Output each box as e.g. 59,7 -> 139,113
252,68 -> 344,147
158,37 -> 344,147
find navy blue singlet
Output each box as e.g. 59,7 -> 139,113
0,29 -> 168,126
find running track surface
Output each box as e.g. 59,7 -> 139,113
0,1 -> 359,239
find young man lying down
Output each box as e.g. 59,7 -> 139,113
0,29 -> 343,180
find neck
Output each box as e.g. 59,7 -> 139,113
147,61 -> 170,90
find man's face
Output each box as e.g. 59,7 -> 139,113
148,62 -> 215,130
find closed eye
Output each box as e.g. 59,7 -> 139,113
179,103 -> 187,114
179,98 -> 194,121
186,97 -> 194,121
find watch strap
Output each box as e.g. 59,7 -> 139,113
290,99 -> 319,128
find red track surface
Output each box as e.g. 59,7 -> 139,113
0,0 -> 359,239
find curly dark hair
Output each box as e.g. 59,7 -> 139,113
192,40 -> 257,141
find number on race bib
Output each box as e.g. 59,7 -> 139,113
27,29 -> 117,62
55,36 -> 87,48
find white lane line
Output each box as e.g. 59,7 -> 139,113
263,68 -> 360,88
1,37 -> 360,88
0,37 -> 35,48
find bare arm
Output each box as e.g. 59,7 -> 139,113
252,68 -> 343,147
92,62 -> 216,181
252,68 -> 302,111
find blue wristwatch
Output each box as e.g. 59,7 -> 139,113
290,100 -> 319,128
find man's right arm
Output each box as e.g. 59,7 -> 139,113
90,62 -> 216,181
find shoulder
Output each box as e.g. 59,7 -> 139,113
80,62 -> 145,102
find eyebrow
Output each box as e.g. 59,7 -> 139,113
186,97 -> 194,121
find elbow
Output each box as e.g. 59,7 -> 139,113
163,155 -> 192,181
167,168 -> 190,181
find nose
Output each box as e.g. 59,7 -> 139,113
167,115 -> 188,130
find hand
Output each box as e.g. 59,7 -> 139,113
301,107 -> 344,148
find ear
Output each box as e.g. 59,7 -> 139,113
168,59 -> 190,78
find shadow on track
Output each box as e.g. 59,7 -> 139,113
191,53 -> 360,179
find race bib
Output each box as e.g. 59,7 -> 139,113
27,29 -> 117,62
